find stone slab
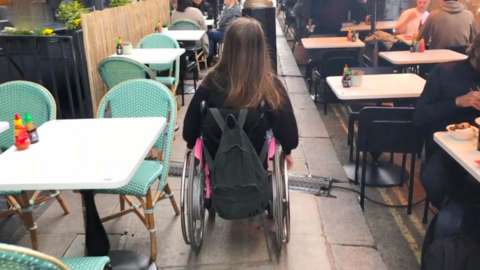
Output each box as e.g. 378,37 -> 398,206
331,245 -> 388,270
300,138 -> 347,180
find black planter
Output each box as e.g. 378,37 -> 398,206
0,30 -> 93,119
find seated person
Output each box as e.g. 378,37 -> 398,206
417,0 -> 477,50
414,34 -> 480,209
206,0 -> 241,63
394,0 -> 430,37
192,0 -> 210,16
183,17 -> 299,169
171,0 -> 209,56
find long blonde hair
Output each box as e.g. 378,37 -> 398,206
204,17 -> 284,110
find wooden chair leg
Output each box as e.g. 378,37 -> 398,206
119,195 -> 125,211
163,183 -> 180,215
54,193 -> 70,215
145,189 -> 157,263
21,192 -> 38,250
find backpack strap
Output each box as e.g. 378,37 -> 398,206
238,109 -> 248,129
259,139 -> 269,162
210,108 -> 225,132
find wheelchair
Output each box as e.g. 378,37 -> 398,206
180,134 -> 291,252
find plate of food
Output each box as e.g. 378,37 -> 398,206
446,122 -> 477,140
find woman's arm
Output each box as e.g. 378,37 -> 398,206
183,86 -> 209,148
271,81 -> 299,155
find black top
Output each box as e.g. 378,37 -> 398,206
414,61 -> 480,156
183,77 -> 299,156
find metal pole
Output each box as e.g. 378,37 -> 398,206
370,0 -> 378,67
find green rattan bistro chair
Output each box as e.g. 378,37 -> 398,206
0,81 -> 70,250
96,79 -> 179,263
97,57 -> 157,90
0,243 -> 110,270
137,33 -> 181,95
169,19 -> 208,75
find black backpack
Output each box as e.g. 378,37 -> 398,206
421,201 -> 480,270
203,108 -> 270,220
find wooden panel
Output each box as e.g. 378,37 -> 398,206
81,0 -> 170,111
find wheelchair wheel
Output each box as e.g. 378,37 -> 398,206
180,150 -> 206,251
272,145 -> 291,248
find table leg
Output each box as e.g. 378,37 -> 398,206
81,191 -> 110,256
81,191 -> 156,270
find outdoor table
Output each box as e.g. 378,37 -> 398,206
395,34 -> 413,46
327,73 -> 426,186
379,49 -> 468,66
0,117 -> 166,269
205,19 -> 214,27
0,121 -> 9,134
163,29 -> 206,42
326,73 -> 425,102
434,132 -> 480,182
341,20 -> 397,32
110,48 -> 185,65
301,36 -> 365,50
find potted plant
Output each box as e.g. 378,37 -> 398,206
57,0 -> 88,30
109,0 -> 132,7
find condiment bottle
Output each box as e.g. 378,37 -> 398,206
24,113 -> 39,144
418,39 -> 425,53
342,64 -> 352,88
13,113 -> 30,151
116,37 -> 123,55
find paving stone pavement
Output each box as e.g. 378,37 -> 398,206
4,19 -> 389,270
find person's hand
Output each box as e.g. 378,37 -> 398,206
285,154 -> 294,170
455,90 -> 480,110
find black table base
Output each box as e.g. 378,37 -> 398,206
343,161 -> 408,187
81,191 -> 156,270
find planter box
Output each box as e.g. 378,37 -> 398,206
0,30 -> 93,118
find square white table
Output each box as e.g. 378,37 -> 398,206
434,132 -> 480,182
379,49 -> 468,66
0,117 -> 166,268
0,121 -> 9,134
301,36 -> 365,50
111,48 -> 185,65
205,19 -> 214,27
326,73 -> 426,101
163,30 -> 206,42
341,20 -> 397,32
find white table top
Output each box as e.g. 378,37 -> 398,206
0,121 -> 9,134
301,36 -> 365,50
341,21 -> 397,32
396,34 -> 413,46
434,132 -> 480,182
326,73 -> 426,101
0,118 -> 166,191
111,48 -> 185,64
205,19 -> 214,26
164,30 -> 206,41
379,49 -> 468,65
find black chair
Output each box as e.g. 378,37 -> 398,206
312,50 -> 360,114
355,107 -> 422,214
345,66 -> 397,161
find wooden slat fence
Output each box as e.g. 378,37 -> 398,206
81,0 -> 170,109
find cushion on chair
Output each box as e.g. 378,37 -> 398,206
155,76 -> 176,87
96,160 -> 164,197
61,256 -> 110,270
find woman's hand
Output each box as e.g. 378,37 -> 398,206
285,154 -> 294,170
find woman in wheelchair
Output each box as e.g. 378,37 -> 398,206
181,17 -> 298,251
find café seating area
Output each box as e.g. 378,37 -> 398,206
0,0 -> 480,269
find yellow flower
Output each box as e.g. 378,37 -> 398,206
73,18 -> 82,28
41,28 -> 54,36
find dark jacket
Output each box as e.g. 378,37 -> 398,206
183,76 -> 299,156
414,61 -> 480,157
